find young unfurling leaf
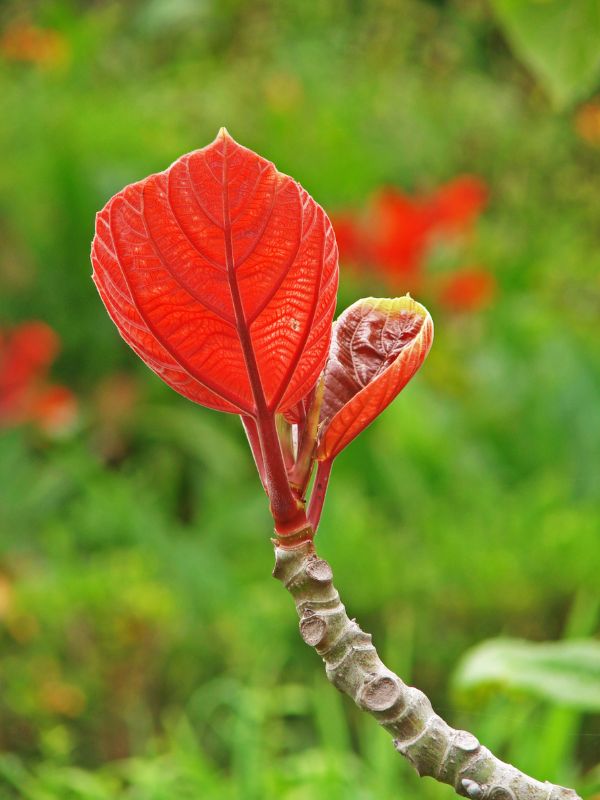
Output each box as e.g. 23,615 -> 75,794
317,296 -> 433,461
91,129 -> 338,419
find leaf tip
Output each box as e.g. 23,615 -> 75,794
361,294 -> 431,323
216,126 -> 233,141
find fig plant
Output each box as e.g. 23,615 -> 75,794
91,129 -> 580,800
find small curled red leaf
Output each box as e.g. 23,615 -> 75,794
91,129 -> 338,419
317,295 -> 433,461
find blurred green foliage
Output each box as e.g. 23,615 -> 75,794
455,637 -> 600,713
1,1 -> 599,798
490,0 -> 600,109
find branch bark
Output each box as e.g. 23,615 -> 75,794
272,538 -> 581,800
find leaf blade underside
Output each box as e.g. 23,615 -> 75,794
91,129 -> 338,417
317,296 -> 433,461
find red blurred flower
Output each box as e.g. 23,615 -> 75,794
429,176 -> 488,234
333,175 -> 492,311
330,211 -> 367,267
365,189 -> 434,287
333,188 -> 435,290
0,322 -> 58,419
438,267 -> 496,312
0,321 -> 77,434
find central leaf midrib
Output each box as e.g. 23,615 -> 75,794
221,140 -> 268,418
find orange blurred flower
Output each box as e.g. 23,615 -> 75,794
574,99 -> 600,147
93,373 -> 140,462
0,321 -> 78,434
39,679 -> 86,718
0,20 -> 69,69
438,267 -> 496,312
30,385 -> 79,435
0,573 -> 13,620
6,610 -> 40,643
95,373 -> 139,425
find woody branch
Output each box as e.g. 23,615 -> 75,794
272,538 -> 581,800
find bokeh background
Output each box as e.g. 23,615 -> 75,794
1,1 -> 599,798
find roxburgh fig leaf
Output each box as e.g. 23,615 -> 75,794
91,128 -> 338,419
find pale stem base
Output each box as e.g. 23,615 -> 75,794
273,541 -> 581,800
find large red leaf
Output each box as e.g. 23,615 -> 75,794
91,129 -> 338,417
317,295 -> 433,461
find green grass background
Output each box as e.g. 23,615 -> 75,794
0,1 -> 599,798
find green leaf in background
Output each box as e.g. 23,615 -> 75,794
490,0 -> 600,108
453,638 -> 600,711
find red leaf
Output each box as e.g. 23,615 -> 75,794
91,129 -> 338,419
317,296 -> 433,461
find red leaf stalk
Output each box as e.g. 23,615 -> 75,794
307,459 -> 333,532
